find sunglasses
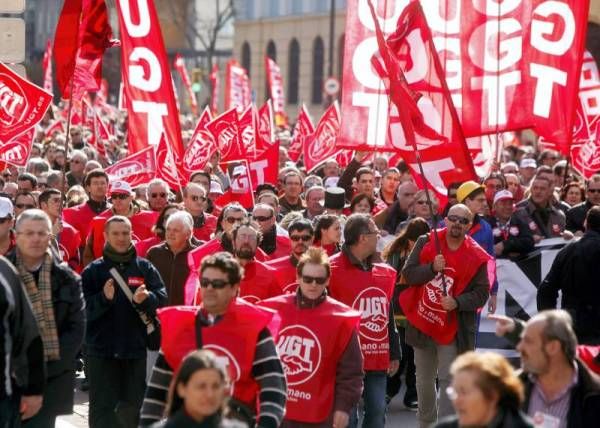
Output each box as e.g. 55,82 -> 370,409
190,195 -> 206,202
225,217 -> 244,224
447,215 -> 470,225
253,214 -> 273,222
150,192 -> 167,198
415,200 -> 428,205
0,217 -> 12,224
301,275 -> 328,285
111,193 -> 129,200
200,278 -> 230,289
15,204 -> 35,210
290,235 -> 312,242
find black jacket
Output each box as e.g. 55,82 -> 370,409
82,255 -> 167,359
566,201 -> 595,233
486,215 -> 535,259
434,407 -> 533,428
537,230 -> 600,344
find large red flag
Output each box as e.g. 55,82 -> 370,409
288,104 -> 314,163
303,101 -> 343,173
116,0 -> 185,164
0,127 -> 35,167
264,57 -> 288,127
249,140 -> 280,189
155,134 -> 184,190
205,108 -> 245,162
53,0 -> 82,97
238,105 -> 256,157
0,62 -> 53,143
225,60 -> 251,113
182,129 -> 218,179
42,40 -> 53,94
255,101 -> 274,153
105,145 -> 156,187
174,54 -> 198,116
215,163 -> 254,209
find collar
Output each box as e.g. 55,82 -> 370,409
341,244 -> 373,271
295,287 -> 327,309
87,198 -> 108,214
197,308 -> 224,326
528,361 -> 579,401
192,213 -> 206,228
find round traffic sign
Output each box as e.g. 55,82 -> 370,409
324,77 -> 340,96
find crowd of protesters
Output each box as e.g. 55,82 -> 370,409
1,104 -> 600,428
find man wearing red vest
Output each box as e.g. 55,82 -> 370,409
266,219 -> 314,294
400,204 -> 490,428
328,214 -> 400,428
140,252 -> 287,427
182,182 -> 217,241
262,247 -> 364,427
252,203 -> 292,260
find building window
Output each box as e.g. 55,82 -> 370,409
241,42 -> 251,78
312,36 -> 325,104
265,40 -> 277,101
288,39 -> 300,104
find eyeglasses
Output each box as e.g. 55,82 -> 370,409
290,234 -> 312,242
301,275 -> 328,285
447,215 -> 470,225
253,214 -> 273,222
111,193 -> 129,200
15,204 -> 35,210
150,192 -> 167,198
0,217 -> 12,224
190,195 -> 206,202
16,231 -> 50,238
225,216 -> 244,224
200,278 -> 230,289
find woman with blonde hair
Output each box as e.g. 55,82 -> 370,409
396,189 -> 443,233
435,351 -> 533,428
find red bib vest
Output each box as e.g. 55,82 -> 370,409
399,228 -> 491,345
192,214 -> 217,241
261,294 -> 360,423
329,252 -> 396,371
91,210 -> 158,258
158,299 -> 275,407
265,256 -> 297,292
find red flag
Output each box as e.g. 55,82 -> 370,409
42,40 -> 53,94
105,145 -> 156,187
205,108 -> 245,162
174,54 -> 198,116
155,134 -> 184,190
288,104 -> 314,162
264,57 -> 288,127
210,64 -> 219,115
182,129 -> 218,179
196,106 -> 213,131
0,127 -> 34,167
0,62 -> 53,143
117,82 -> 126,111
53,0 -> 82,97
45,120 -> 65,138
116,0 -> 185,165
248,140 -> 280,188
215,163 -> 254,209
303,101 -> 343,173
238,105 -> 256,157
255,101 -> 274,153
225,60 -> 251,113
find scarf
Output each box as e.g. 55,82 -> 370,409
17,250 -> 60,361
102,243 -> 137,264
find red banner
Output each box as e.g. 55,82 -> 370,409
248,140 -> 279,189
116,0 -> 185,163
303,101 -> 343,173
225,60 -> 251,113
288,104 -> 314,162
210,64 -> 219,115
256,101 -> 274,153
0,127 -> 34,167
0,62 -> 53,143
215,163 -> 254,209
105,145 -> 156,187
206,108 -> 245,162
264,57 -> 288,127
174,54 -> 198,116
42,40 -> 53,94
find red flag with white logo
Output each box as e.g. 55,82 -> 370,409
225,60 -> 251,113
173,54 -> 198,116
256,101 -> 274,153
116,0 -> 185,165
303,101 -> 343,173
248,140 -> 280,188
210,64 -> 219,115
264,57 -> 288,127
0,127 -> 34,167
0,62 -> 53,143
215,163 -> 254,209
205,108 -> 246,162
42,40 -> 53,94
155,134 -> 184,190
288,104 -> 314,163
238,105 -> 256,157
105,145 -> 156,187
182,128 -> 218,179
196,106 -> 213,131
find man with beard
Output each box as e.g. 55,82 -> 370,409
252,203 -> 291,260
266,219 -> 314,293
328,214 -> 399,428
182,182 -> 217,241
400,204 -> 490,428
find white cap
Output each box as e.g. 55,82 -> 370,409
493,189 -> 514,205
520,158 -> 537,169
110,180 -> 132,195
0,197 -> 13,217
209,181 -> 223,195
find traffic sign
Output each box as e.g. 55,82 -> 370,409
324,77 -> 340,96
0,18 -> 25,63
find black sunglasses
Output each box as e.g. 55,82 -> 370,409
15,204 -> 35,210
111,193 -> 129,200
290,235 -> 312,242
225,216 -> 244,224
200,278 -> 230,289
301,275 -> 328,285
447,215 -> 470,225
253,214 -> 273,222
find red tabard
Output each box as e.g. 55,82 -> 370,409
63,202 -> 103,247
158,299 -> 275,407
263,235 -> 292,261
58,221 -> 81,272
90,210 -> 159,258
265,256 -> 297,292
399,229 -> 491,345
260,294 -> 360,423
192,214 -> 217,241
328,252 -> 396,371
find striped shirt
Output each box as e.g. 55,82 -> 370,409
139,327 -> 286,427
527,364 -> 578,428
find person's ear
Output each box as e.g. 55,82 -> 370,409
176,382 -> 186,399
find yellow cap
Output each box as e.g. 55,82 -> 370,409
456,181 -> 485,203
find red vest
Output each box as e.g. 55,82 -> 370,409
261,295 -> 360,423
265,256 -> 297,292
57,222 -> 81,272
329,252 -> 396,371
135,236 -> 161,258
63,202 -> 104,247
263,235 -> 292,261
399,229 -> 490,345
192,214 -> 217,241
158,299 -> 275,407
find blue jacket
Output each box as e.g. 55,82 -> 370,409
469,216 -> 498,294
82,256 -> 167,359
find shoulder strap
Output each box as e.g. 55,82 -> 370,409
194,310 -> 203,348
109,267 -> 155,334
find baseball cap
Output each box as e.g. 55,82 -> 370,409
110,180 -> 132,195
0,197 -> 13,218
493,189 -> 514,205
456,181 -> 485,203
520,158 -> 537,169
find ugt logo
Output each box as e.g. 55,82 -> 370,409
276,325 -> 322,386
0,73 -> 27,127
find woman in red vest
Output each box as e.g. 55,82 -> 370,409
261,247 -> 364,428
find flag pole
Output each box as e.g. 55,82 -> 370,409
58,77 -> 77,219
